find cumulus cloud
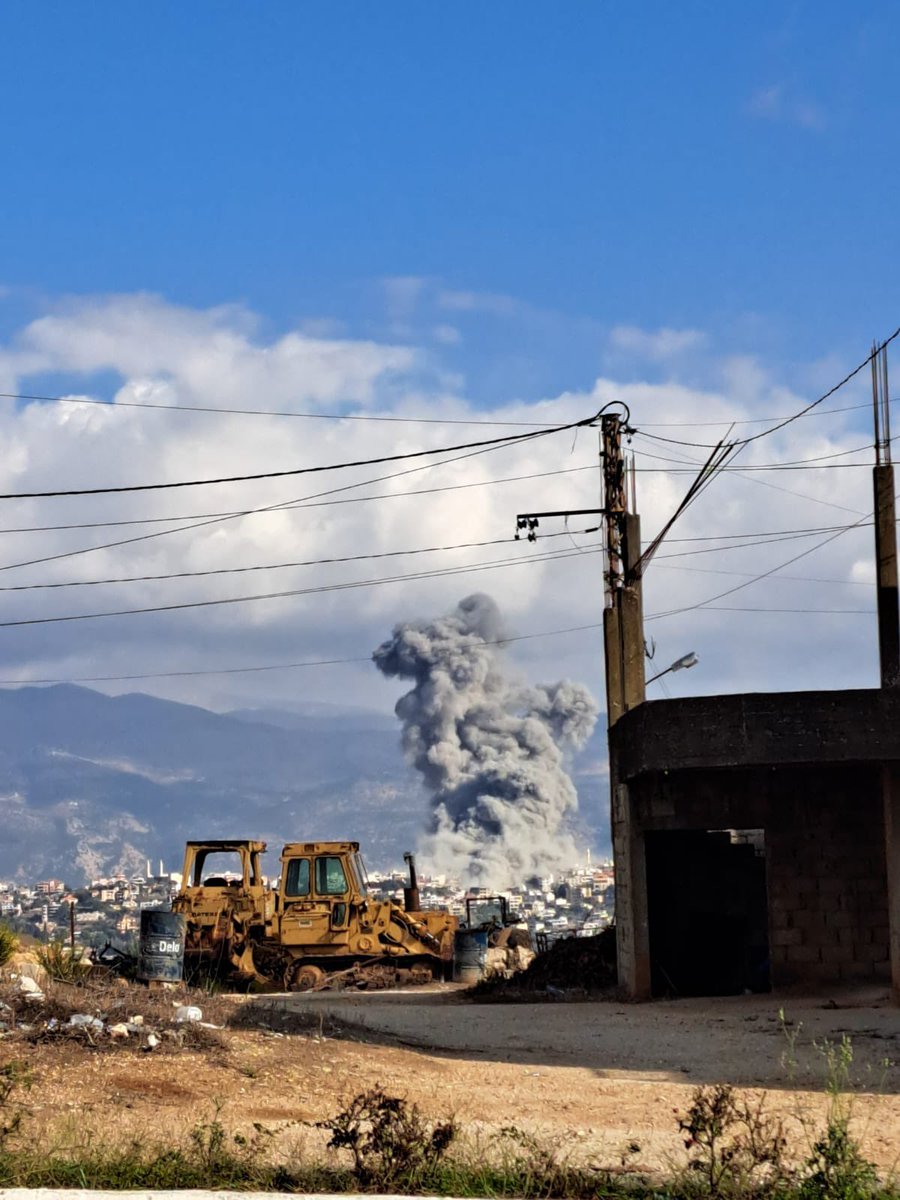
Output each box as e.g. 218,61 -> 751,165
0,290 -> 882,729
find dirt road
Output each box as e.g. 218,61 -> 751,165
5,985 -> 900,1175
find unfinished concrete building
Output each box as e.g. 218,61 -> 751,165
608,689 -> 900,998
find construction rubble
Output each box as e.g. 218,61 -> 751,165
469,926 -> 617,1000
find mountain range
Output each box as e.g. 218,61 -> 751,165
0,684 -> 609,884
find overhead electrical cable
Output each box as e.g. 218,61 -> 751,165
0,462 -> 598,537
645,516 -> 871,622
0,619 -> 611,686
0,523 -> 869,594
5,389 -> 895,430
633,325 -> 900,451
0,408 -> 603,499
0,438 -> 561,573
0,543 -> 603,629
0,527 -> 602,592
633,433 -> 869,517
655,561 -> 873,587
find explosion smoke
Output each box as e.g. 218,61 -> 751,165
373,593 -> 598,889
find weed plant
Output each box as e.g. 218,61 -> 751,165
0,923 -> 17,970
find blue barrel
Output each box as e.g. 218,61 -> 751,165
454,928 -> 489,984
138,910 -> 185,983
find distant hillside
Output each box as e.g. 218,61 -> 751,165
0,684 -> 609,884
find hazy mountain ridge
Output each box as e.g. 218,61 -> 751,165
0,684 -> 608,884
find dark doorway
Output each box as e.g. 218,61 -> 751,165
646,829 -> 770,997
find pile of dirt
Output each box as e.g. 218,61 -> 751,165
468,926 -> 617,1001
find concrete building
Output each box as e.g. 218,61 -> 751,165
609,687 -> 900,1000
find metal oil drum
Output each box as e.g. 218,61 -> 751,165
137,909 -> 185,983
453,928 -> 489,984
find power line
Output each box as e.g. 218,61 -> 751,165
656,561 -> 872,587
0,619 -> 609,687
6,388 -> 895,431
633,433 -> 869,517
0,522 -> 869,593
0,528 -> 601,593
666,605 -> 874,616
0,390 -> 561,428
0,410 -> 598,500
646,517 -> 870,622
0,439 -> 551,573
633,325 -> 900,451
0,462 -> 597,537
0,543 -> 603,630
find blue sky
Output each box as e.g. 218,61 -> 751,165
1,2 -> 898,404
0,3 -> 894,726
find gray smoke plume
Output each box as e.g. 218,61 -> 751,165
372,593 -> 598,889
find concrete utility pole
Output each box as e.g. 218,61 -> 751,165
601,414 -> 646,725
513,410 -> 646,724
872,342 -> 900,689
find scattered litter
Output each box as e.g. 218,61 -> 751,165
108,1023 -> 130,1038
18,977 -> 44,1001
146,1032 -> 159,1049
174,1004 -> 202,1023
68,1014 -> 104,1030
129,1014 -> 144,1026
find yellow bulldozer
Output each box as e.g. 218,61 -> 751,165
172,839 -> 457,990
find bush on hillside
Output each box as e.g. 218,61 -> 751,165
0,923 -> 17,969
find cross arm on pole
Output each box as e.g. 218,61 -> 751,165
515,508 -> 606,541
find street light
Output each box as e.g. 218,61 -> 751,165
646,651 -> 699,686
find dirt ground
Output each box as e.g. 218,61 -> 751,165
4,982 -> 900,1176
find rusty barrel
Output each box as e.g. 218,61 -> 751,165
453,928 -> 489,984
138,910 -> 185,983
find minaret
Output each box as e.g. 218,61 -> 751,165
146,857 -> 152,879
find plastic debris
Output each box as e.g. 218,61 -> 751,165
108,1022 -> 130,1038
68,1014 -> 104,1029
174,1005 -> 202,1023
18,976 -> 44,1001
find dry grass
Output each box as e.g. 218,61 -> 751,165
0,971 -> 236,1053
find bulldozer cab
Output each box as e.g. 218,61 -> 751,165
180,840 -> 267,893
465,895 -> 511,929
276,841 -> 367,947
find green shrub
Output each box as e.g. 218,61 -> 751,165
33,940 -> 91,984
0,923 -> 17,969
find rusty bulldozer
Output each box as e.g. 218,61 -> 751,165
172,839 -> 457,990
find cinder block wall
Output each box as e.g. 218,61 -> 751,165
628,764 -> 890,990
765,766 -> 889,985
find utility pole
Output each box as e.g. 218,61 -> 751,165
514,408 -> 645,727
872,342 -> 900,689
601,414 -> 646,725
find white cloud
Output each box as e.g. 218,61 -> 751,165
436,288 -> 521,317
609,325 -> 707,360
747,83 -> 826,131
0,291 -> 881,721
432,324 -> 461,346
